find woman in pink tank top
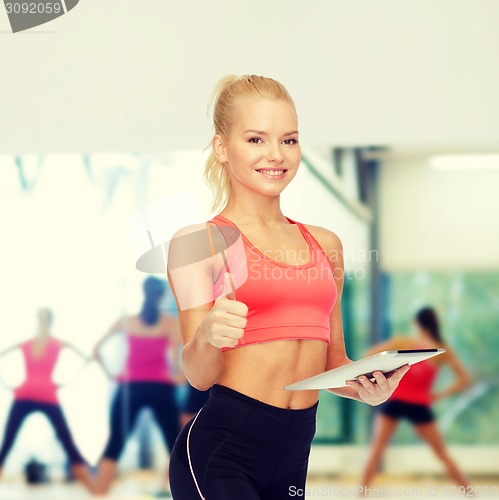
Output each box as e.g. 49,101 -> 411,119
359,307 -> 472,491
90,276 -> 184,496
167,75 -> 411,500
0,308 -> 93,491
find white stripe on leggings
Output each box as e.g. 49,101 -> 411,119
187,407 -> 206,500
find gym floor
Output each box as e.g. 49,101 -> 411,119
1,472 -> 498,499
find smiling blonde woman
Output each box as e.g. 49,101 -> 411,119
167,74 -> 410,500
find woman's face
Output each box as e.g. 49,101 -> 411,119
214,97 -> 301,198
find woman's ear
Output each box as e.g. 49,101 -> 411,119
212,134 -> 228,164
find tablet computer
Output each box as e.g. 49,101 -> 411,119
284,348 -> 446,390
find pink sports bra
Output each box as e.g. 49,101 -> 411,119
208,214 -> 337,351
14,337 -> 61,404
117,334 -> 174,383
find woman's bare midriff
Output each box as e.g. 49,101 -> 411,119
216,338 -> 328,409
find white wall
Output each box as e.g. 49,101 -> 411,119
283,162 -> 370,275
1,0 -> 499,153
379,153 -> 499,270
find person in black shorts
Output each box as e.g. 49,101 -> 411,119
359,307 -> 473,491
379,399 -> 435,424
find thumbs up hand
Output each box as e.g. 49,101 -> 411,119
203,273 -> 248,349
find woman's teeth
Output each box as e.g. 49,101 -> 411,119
257,170 -> 285,176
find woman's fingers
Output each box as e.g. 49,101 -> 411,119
347,365 -> 411,406
357,372 -> 386,395
387,365 -> 410,387
346,379 -> 370,399
355,375 -> 378,395
372,371 -> 389,391
357,366 -> 410,391
222,310 -> 248,329
221,297 -> 249,317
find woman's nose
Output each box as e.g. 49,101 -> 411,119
265,142 -> 284,162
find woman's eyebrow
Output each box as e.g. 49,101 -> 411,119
242,129 -> 299,136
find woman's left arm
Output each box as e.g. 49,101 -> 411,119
55,341 -> 92,388
432,348 -> 472,402
61,341 -> 91,363
317,228 -> 409,406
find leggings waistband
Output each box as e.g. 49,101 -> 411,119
208,384 -> 318,424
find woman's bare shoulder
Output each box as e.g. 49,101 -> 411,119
396,336 -> 421,349
170,218 -> 224,236
301,222 -> 342,245
168,222 -> 218,275
171,221 -> 210,236
301,222 -> 343,261
169,221 -> 225,260
52,336 -> 66,346
169,222 -> 214,252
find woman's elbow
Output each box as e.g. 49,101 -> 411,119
191,380 -> 213,392
185,371 -> 216,392
181,356 -> 219,391
462,374 -> 473,390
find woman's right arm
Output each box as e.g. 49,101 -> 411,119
92,316 -> 125,379
167,225 -> 248,391
0,344 -> 21,389
0,344 -> 20,359
92,317 -> 124,357
168,270 -> 247,391
177,297 -> 224,391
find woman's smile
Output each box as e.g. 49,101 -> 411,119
256,167 -> 288,179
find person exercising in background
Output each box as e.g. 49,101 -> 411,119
91,276 -> 185,496
0,308 -> 93,491
359,306 -> 472,491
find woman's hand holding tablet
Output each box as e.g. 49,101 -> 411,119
284,348 -> 446,391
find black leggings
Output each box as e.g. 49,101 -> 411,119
0,399 -> 85,467
102,381 -> 180,461
169,384 -> 318,500
183,383 -> 210,415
